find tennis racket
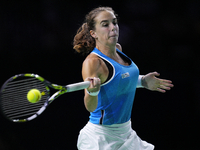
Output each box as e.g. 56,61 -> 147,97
0,73 -> 90,123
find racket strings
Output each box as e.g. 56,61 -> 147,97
1,77 -> 49,120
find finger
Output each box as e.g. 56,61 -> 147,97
97,78 -> 101,85
86,80 -> 96,92
85,77 -> 96,82
93,78 -> 98,87
160,81 -> 174,88
160,79 -> 173,83
156,88 -> 166,93
93,77 -> 100,85
91,77 -> 101,91
165,83 -> 174,88
85,77 -> 95,88
160,85 -> 171,90
84,78 -> 93,87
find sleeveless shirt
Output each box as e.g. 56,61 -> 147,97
89,47 -> 139,125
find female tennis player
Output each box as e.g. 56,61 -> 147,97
73,7 -> 173,150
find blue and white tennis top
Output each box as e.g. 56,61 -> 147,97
89,48 -> 139,125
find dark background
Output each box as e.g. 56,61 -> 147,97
0,0 -> 200,149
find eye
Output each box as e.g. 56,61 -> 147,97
113,19 -> 118,25
102,23 -> 109,27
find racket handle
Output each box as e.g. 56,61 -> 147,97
66,81 -> 90,92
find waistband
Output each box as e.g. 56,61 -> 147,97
86,120 -> 131,133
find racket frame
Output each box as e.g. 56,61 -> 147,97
0,73 -> 90,122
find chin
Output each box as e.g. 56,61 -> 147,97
109,42 -> 118,47
110,40 -> 118,45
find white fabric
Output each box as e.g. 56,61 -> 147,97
77,120 -> 154,150
86,88 -> 100,96
137,75 -> 144,88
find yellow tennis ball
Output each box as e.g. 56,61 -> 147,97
27,89 -> 41,103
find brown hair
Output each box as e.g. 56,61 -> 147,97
73,7 -> 117,55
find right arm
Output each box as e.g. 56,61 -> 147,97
82,55 -> 102,112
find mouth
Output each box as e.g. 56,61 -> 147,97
109,34 -> 118,38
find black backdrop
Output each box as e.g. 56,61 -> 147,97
0,1 -> 200,150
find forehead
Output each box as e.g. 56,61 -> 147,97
95,10 -> 116,23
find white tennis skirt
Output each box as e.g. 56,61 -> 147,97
77,120 -> 154,150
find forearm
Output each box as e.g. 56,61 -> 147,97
84,93 -> 98,112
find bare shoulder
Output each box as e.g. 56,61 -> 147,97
83,53 -> 101,69
82,53 -> 102,79
116,43 -> 122,51
82,53 -> 109,83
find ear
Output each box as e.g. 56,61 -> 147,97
90,30 -> 97,39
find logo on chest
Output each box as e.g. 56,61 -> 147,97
121,72 -> 130,79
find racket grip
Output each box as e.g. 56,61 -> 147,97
66,81 -> 90,92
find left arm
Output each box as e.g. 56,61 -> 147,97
138,72 -> 174,93
117,43 -> 173,92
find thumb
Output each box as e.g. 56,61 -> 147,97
152,71 -> 160,77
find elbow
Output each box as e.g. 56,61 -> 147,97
86,107 -> 96,112
84,96 -> 98,112
85,102 -> 97,112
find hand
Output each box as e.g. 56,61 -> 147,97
85,77 -> 101,92
142,72 -> 174,93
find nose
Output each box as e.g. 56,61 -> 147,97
111,23 -> 116,31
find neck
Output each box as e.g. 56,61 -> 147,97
96,43 -> 117,58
